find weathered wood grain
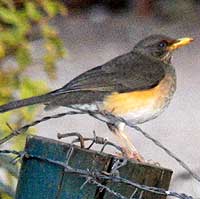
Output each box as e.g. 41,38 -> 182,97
15,135 -> 172,199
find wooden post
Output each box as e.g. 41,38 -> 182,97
15,136 -> 172,199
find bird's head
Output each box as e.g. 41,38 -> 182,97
133,34 -> 193,64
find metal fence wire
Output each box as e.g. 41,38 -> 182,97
0,109 -> 199,199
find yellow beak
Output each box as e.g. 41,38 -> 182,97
167,37 -> 193,51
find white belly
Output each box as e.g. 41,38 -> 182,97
119,103 -> 166,124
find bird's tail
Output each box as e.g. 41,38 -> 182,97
0,93 -> 53,113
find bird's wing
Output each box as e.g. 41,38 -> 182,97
51,51 -> 166,95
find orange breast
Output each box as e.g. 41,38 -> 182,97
103,75 -> 174,116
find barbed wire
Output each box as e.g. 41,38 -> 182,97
57,131 -> 125,154
0,142 -> 193,199
0,109 -> 199,184
0,110 -> 84,145
0,109 -> 199,198
87,111 -> 200,183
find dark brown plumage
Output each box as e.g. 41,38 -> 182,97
0,34 -> 193,161
0,34 -> 187,112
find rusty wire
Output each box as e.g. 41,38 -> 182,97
57,130 -> 125,156
0,146 -> 193,199
0,109 -> 199,184
0,109 -> 199,198
0,111 -> 84,145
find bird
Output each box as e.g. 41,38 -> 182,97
0,34 -> 193,162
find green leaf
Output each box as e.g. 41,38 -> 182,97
20,78 -> 49,99
41,24 -> 58,38
42,0 -> 59,17
0,30 -> 18,46
0,7 -> 21,25
0,112 -> 12,132
25,2 -> 42,21
15,46 -> 31,68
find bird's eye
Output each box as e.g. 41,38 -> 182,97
159,41 -> 167,48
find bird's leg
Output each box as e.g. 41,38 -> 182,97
107,122 -> 144,162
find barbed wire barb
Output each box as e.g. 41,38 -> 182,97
0,148 -> 194,199
0,110 -> 84,145
0,108 -> 199,197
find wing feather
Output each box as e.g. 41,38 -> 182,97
51,51 -> 166,95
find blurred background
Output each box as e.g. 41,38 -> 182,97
0,0 -> 200,198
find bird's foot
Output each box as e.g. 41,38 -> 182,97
115,148 -> 145,163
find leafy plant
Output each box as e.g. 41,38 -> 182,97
0,0 -> 67,198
